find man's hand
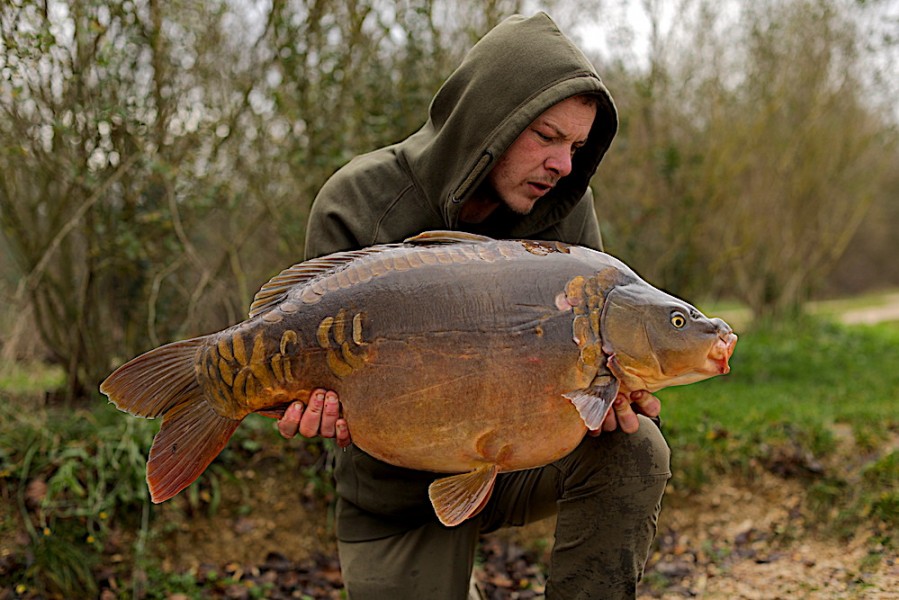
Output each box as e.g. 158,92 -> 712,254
591,390 -> 662,435
277,388 -> 352,448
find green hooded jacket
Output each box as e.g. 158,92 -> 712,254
303,12 -> 619,541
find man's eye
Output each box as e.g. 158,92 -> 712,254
535,130 -> 552,141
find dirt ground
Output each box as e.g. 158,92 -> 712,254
638,474 -> 898,600
838,292 -> 899,326
462,469 -> 898,600
6,408 -> 893,598
145,456 -> 897,599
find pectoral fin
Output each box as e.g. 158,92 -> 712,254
563,373 -> 619,431
428,464 -> 498,527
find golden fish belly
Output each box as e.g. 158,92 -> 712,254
348,392 -> 588,474
335,331 -> 590,474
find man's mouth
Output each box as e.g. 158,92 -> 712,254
528,181 -> 554,195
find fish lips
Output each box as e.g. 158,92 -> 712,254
706,330 -> 738,375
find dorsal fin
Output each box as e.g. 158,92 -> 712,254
248,245 -> 399,318
249,231 -> 493,318
404,230 -> 494,245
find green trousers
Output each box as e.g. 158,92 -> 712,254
337,415 -> 671,600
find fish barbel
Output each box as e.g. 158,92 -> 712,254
101,231 -> 737,526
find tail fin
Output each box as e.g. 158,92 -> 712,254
100,338 -> 241,503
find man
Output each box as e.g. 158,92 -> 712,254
277,13 -> 670,599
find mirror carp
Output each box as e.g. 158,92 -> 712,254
101,231 -> 737,527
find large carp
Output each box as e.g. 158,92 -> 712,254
101,231 -> 737,527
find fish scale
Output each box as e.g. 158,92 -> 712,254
101,230 -> 737,527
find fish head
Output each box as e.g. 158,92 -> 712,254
599,283 -> 737,393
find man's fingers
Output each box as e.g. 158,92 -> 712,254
600,408 -> 618,432
279,388 -> 350,443
336,419 -> 352,448
591,393 -> 657,435
277,401 -> 304,439
613,394 -> 640,434
299,389 -> 326,438
630,390 -> 661,418
319,391 -> 340,437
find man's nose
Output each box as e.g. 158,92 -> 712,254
544,147 -> 573,177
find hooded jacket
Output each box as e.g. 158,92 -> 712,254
303,12 -> 619,541
305,12 -> 617,261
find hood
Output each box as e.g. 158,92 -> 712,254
398,12 -> 618,238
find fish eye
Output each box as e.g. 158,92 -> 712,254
670,311 -> 687,329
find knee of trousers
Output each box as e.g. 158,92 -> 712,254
557,415 -> 671,496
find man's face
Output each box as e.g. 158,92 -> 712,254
488,96 -> 597,215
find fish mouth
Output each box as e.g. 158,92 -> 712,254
707,331 -> 738,374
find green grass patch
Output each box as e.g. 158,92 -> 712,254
0,360 -> 65,395
659,316 -> 899,539
0,395 -> 157,598
0,389 -> 324,598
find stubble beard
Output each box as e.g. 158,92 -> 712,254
488,181 -> 540,217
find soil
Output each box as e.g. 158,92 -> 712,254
637,474 -> 898,600
152,462 -> 338,573
4,417 -> 896,599
136,454 -> 897,600
838,292 -> 899,326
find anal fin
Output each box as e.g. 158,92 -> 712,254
428,464 -> 498,527
563,373 -> 619,431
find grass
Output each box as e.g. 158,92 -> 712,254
0,385 -> 320,598
658,316 -> 899,539
661,317 -> 898,465
0,311 -> 897,596
0,360 -> 65,395
0,394 -> 158,598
